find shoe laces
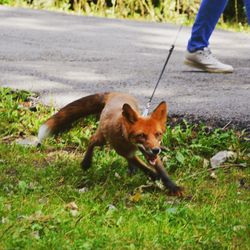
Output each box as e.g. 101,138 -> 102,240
198,47 -> 219,61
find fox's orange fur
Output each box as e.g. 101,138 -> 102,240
38,93 -> 183,196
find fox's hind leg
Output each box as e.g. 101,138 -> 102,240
81,130 -> 106,170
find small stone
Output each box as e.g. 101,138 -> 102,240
78,187 -> 88,193
114,172 -> 121,179
210,151 -> 236,169
70,209 -> 78,217
107,204 -> 117,211
210,171 -> 217,179
15,136 -> 39,147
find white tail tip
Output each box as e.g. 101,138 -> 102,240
38,124 -> 51,143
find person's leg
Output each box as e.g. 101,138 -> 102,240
184,0 -> 233,73
187,0 -> 228,52
243,0 -> 250,24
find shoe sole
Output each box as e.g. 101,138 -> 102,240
184,59 -> 233,73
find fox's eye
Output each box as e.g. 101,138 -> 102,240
136,133 -> 147,140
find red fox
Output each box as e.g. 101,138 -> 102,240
38,93 -> 183,196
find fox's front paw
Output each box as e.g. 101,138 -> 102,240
168,186 -> 184,197
81,158 -> 91,171
127,164 -> 137,176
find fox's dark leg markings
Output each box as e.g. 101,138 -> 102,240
127,162 -> 137,175
81,131 -> 106,170
154,160 -> 183,195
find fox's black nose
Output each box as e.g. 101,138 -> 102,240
152,147 -> 161,155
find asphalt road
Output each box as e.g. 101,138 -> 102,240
1,6 -> 250,130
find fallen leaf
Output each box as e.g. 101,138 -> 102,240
28,211 -> 51,223
233,225 -> 246,232
65,201 -> 78,211
18,101 -> 32,108
129,192 -> 142,202
1,217 -> 9,224
58,177 -> 64,184
155,180 -> 165,190
203,158 -> 209,168
210,171 -> 217,179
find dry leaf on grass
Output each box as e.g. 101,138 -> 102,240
129,192 -> 142,203
65,201 -> 78,211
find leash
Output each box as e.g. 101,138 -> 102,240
142,24 -> 183,116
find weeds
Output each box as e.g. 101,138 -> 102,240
0,87 -> 249,249
2,0 -> 249,31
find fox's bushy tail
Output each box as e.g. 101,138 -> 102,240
38,93 -> 109,143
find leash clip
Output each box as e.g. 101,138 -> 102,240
142,102 -> 150,117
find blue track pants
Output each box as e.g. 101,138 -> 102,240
187,0 -> 250,52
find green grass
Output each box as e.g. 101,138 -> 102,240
0,87 -> 249,249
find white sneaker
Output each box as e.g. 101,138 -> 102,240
184,47 -> 233,73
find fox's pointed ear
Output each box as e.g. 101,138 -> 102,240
151,101 -> 167,126
122,104 -> 138,124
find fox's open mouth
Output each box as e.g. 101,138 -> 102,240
138,145 -> 158,166
145,154 -> 157,166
